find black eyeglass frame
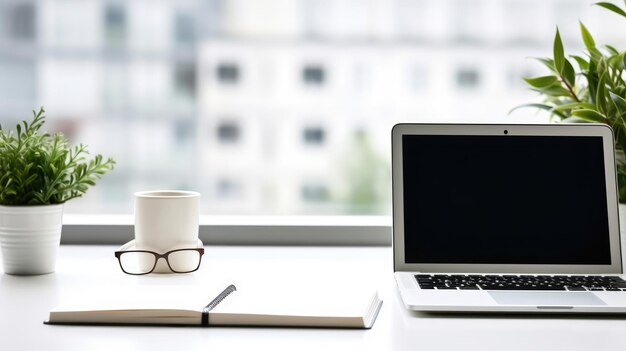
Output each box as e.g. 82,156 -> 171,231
114,239 -> 205,275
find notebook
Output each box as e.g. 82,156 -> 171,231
392,123 -> 626,313
45,284 -> 383,328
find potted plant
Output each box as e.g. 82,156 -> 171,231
0,108 -> 115,275
515,1 -> 626,199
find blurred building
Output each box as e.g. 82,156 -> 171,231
1,0 -> 203,213
0,0 -> 623,214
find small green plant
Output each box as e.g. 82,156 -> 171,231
514,1 -> 626,201
0,108 -> 115,205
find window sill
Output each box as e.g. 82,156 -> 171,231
62,215 -> 392,246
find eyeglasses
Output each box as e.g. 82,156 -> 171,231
114,239 -> 205,275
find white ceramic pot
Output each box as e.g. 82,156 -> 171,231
0,204 -> 64,275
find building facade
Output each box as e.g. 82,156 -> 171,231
0,0 -> 622,214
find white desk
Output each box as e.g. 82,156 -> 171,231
2,245 -> 626,351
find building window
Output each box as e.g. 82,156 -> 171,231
104,4 -> 127,47
217,63 -> 240,84
175,119 -> 194,145
216,121 -> 240,143
8,3 -> 35,41
456,68 -> 481,90
216,178 -> 242,199
174,63 -> 196,97
301,183 -> 329,203
174,12 -> 195,44
302,65 -> 325,86
302,126 -> 325,146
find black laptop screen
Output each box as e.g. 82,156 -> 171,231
402,134 -> 612,265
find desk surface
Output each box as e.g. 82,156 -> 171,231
2,245 -> 626,351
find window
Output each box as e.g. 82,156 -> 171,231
303,126 -> 325,146
174,63 -> 197,97
175,119 -> 195,146
1,0 -> 604,227
456,68 -> 481,90
302,66 -> 325,86
174,12 -> 195,44
217,64 -> 240,84
7,3 -> 36,41
301,183 -> 329,203
104,3 -> 127,47
216,121 -> 240,143
216,178 -> 242,199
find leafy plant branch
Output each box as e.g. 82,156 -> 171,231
512,1 -> 626,201
0,108 -> 115,206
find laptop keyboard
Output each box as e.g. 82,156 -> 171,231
415,274 -> 626,291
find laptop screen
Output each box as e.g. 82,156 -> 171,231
402,134 -> 612,265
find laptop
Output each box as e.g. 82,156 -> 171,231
392,123 -> 626,313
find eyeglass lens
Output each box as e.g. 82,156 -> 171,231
168,250 -> 202,272
119,250 -> 201,274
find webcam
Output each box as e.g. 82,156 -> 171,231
504,130 -> 508,135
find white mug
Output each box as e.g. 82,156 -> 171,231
134,190 -> 200,273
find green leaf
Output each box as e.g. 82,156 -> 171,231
562,59 -> 576,87
596,73 -> 608,114
0,107 -> 114,205
508,103 -> 567,119
553,28 -> 565,74
551,102 -> 598,112
610,91 -> 626,113
595,2 -> 626,19
571,55 -> 589,70
586,72 -> 599,104
535,82 -> 571,97
579,21 -> 596,49
523,75 -> 558,88
561,116 -> 589,123
605,45 -> 620,55
610,51 -> 626,70
572,109 -> 609,123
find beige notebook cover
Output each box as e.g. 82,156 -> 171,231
46,284 -> 383,329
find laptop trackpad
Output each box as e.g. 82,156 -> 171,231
489,292 -> 606,306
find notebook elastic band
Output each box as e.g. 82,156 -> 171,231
202,284 -> 237,326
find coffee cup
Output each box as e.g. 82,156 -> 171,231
134,190 -> 200,273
